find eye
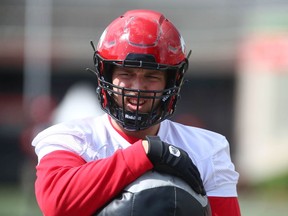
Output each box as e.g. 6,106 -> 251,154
119,72 -> 129,76
122,72 -> 135,79
115,70 -> 132,78
148,75 -> 160,79
146,73 -> 163,81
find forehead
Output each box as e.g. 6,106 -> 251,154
114,66 -> 165,75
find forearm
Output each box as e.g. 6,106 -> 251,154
35,140 -> 153,216
208,196 -> 241,216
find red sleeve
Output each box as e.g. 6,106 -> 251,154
35,140 -> 153,216
208,196 -> 241,216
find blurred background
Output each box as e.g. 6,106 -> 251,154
0,0 -> 288,215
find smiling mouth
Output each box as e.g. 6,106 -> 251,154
127,98 -> 146,110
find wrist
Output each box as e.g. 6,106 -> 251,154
142,140 -> 149,154
145,136 -> 163,165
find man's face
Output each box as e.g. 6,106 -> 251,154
112,66 -> 167,113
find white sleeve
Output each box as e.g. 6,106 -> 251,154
32,123 -> 87,163
200,137 -> 239,197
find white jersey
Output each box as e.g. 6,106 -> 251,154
32,113 -> 239,197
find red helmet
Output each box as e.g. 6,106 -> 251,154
89,10 -> 190,130
97,9 -> 187,66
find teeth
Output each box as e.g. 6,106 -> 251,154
129,99 -> 144,105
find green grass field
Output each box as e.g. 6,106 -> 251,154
0,183 -> 287,216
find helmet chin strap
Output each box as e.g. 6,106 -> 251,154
115,108 -> 159,131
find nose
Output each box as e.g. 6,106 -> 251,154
131,74 -> 146,90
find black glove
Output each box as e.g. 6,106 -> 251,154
146,135 -> 206,196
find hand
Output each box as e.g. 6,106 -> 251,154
145,136 -> 206,196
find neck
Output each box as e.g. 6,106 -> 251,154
110,118 -> 160,140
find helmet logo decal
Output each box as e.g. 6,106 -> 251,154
125,113 -> 142,121
162,90 -> 171,102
